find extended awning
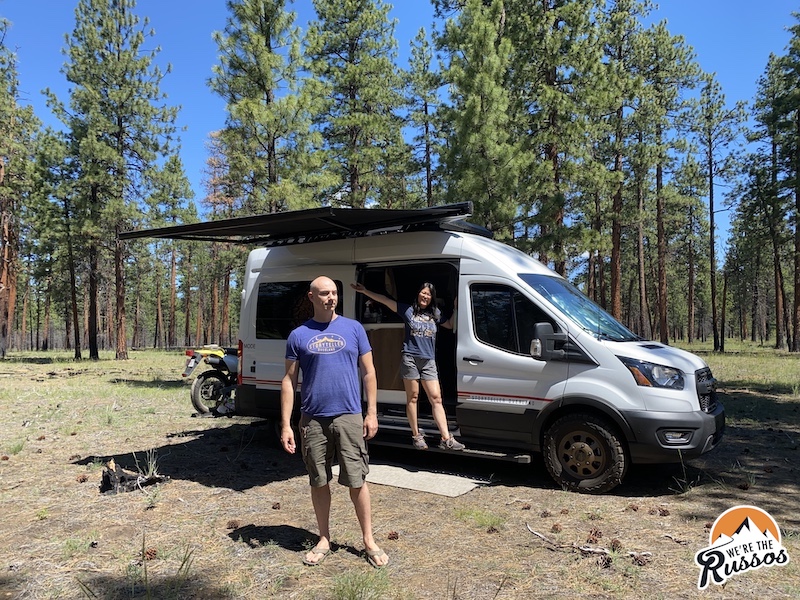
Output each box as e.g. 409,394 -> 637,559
119,202 -> 487,245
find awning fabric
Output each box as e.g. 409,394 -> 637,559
119,202 -> 485,245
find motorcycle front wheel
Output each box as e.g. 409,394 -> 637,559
191,371 -> 227,414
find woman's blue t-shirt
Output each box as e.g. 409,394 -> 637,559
398,302 -> 441,360
285,316 -> 372,418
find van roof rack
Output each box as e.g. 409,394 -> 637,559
119,201 -> 491,245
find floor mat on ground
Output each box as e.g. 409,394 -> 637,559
333,461 -> 487,497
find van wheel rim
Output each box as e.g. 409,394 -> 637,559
559,435 -> 604,478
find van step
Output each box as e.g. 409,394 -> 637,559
377,414 -> 459,433
368,438 -> 532,464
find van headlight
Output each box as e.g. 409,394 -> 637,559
617,356 -> 684,390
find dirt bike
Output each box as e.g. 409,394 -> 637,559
182,345 -> 238,416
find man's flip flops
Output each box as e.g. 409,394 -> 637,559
302,546 -> 330,566
365,547 -> 389,568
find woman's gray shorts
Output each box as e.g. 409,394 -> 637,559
299,412 -> 369,488
400,353 -> 439,381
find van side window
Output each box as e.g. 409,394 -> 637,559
470,283 -> 554,354
256,280 -> 343,339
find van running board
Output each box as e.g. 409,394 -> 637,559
369,438 -> 531,463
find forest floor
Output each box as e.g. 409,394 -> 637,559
0,349 -> 798,599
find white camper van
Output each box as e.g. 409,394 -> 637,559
123,202 -> 724,493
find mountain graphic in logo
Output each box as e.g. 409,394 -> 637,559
307,333 -> 346,354
695,505 -> 790,589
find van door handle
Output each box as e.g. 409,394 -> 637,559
462,355 -> 484,364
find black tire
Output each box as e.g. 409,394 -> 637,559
543,413 -> 628,494
191,371 -> 227,414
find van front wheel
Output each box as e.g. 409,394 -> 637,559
543,413 -> 627,494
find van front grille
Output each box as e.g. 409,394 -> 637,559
695,367 -> 717,413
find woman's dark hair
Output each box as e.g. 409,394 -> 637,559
412,282 -> 439,318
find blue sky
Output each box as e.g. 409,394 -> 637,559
1,0 -> 797,241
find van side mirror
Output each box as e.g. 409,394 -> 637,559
531,322 -> 568,361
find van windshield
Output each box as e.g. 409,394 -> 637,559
519,274 -> 641,342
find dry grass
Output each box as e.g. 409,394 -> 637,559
0,348 -> 799,599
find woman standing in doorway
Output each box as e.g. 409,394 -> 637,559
351,281 -> 465,451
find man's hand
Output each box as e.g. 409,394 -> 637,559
363,413 -> 378,440
281,426 -> 296,454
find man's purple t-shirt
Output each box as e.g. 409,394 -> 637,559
397,302 -> 441,360
285,316 -> 372,418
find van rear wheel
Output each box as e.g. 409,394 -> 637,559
543,413 -> 627,493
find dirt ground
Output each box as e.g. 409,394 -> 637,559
0,353 -> 798,599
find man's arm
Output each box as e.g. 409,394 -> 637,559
359,350 -> 378,440
280,359 -> 300,453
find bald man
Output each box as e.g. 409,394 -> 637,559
280,276 -> 389,568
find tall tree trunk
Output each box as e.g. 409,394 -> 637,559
708,150 -> 720,351
88,243 -> 99,360
19,283 -> 28,351
42,277 -> 52,351
656,128 -> 668,345
793,113 -> 800,351
169,245 -> 177,348
610,115 -> 624,320
133,289 -> 141,349
195,294 -> 203,346
687,237 -> 695,345
155,278 -> 164,348
64,198 -> 82,359
210,244 -> 219,342
637,182 -> 650,339
115,229 -> 128,359
183,264 -> 192,347
720,270 -> 728,353
0,206 -> 18,358
220,267 -> 231,346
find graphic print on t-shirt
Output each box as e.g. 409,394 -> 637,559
307,333 -> 346,354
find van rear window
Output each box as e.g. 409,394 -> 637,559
256,281 -> 343,339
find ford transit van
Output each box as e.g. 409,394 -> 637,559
123,202 -> 724,493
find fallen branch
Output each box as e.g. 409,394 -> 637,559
100,458 -> 169,494
663,534 -> 689,545
505,498 -> 532,505
526,523 -> 653,564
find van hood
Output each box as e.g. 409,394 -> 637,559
605,340 -> 708,373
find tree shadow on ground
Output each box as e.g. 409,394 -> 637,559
1,569 -> 233,600
109,377 -> 185,389
76,573 -> 234,600
72,421 -> 307,492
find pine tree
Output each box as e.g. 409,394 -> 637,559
305,0 -> 407,207
211,0 -> 320,213
438,0 -> 519,237
748,55 -> 790,349
406,27 -> 443,207
0,20 -> 40,357
689,74 -> 746,351
636,21 -> 700,343
46,0 -> 181,359
779,13 -> 800,351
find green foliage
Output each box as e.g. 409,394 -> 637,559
331,567 -> 392,600
305,0 -> 408,207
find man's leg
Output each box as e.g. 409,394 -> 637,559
350,483 -> 388,566
306,484 -> 332,564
